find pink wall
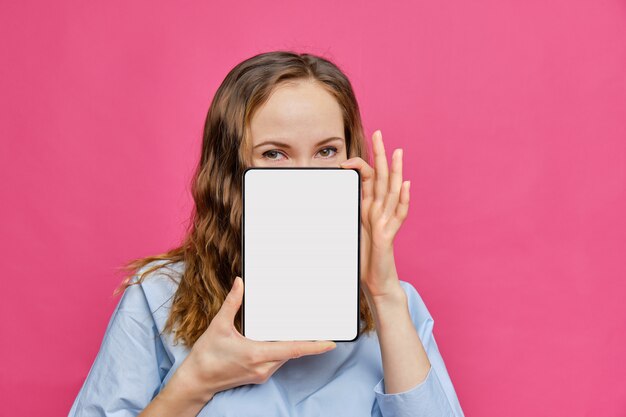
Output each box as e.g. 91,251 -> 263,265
1,1 -> 625,415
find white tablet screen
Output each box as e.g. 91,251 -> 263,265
242,168 -> 360,342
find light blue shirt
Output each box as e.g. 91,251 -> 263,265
69,261 -> 465,417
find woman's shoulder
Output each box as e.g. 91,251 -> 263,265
134,259 -> 183,301
397,279 -> 435,331
119,260 -> 184,331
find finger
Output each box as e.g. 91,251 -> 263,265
388,181 -> 410,233
383,148 -> 403,217
257,340 -> 336,362
340,157 -> 375,203
215,276 -> 244,322
372,130 -> 389,204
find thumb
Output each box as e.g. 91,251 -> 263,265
218,276 -> 244,321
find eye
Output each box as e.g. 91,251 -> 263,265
260,146 -> 339,161
261,150 -> 286,161
317,146 -> 338,158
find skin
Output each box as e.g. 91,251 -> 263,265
139,79 -> 431,416
247,79 -> 347,168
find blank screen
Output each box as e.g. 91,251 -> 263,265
242,168 -> 360,342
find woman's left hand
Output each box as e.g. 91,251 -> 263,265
340,129 -> 411,304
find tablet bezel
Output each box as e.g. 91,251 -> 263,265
241,167 -> 361,342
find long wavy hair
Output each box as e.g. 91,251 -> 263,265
114,50 -> 374,348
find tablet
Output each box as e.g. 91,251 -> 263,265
242,167 -> 360,342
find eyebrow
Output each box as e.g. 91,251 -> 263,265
253,137 -> 344,149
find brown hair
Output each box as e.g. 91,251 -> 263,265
114,50 -> 374,348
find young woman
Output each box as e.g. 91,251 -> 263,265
69,51 -> 465,417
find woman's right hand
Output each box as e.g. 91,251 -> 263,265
138,276 -> 336,417
170,276 -> 337,404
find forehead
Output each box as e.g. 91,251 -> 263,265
248,80 -> 344,145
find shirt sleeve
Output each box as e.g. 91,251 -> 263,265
68,276 -> 172,417
372,280 -> 465,417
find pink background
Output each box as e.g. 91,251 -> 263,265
1,1 -> 625,416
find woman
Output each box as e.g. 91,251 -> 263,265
69,51 -> 465,417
